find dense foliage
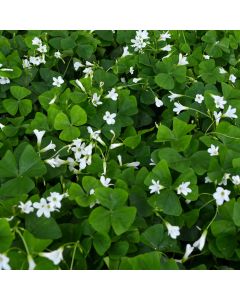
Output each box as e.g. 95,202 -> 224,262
1,30 -> 240,270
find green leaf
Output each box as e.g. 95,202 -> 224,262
10,86 -> 31,100
123,135 -> 141,149
211,220 -> 236,237
172,117 -> 195,138
19,99 -> 32,116
3,98 -> 18,115
93,69 -> 118,89
61,36 -> 76,50
19,144 -> 47,177
95,188 -> 128,210
68,183 -> 89,207
152,159 -> 172,187
141,224 -> 164,250
89,207 -> 111,233
93,232 -> 111,256
148,189 -> 182,216
156,124 -> 175,142
0,219 -> 13,252
59,126 -> 80,141
0,150 -> 18,178
70,105 -> 87,126
54,112 -> 70,130
233,199 -> 240,227
111,206 -> 136,235
155,73 -> 174,90
23,230 -> 52,254
25,214 -> 62,239
119,251 -> 162,270
0,176 -> 35,197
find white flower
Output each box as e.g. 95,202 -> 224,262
133,78 -> 142,83
149,158 -> 156,166
159,31 -> 171,41
33,129 -> 45,146
122,46 -> 131,57
22,59 -> 31,69
168,92 -> 183,102
100,175 -> 113,187
37,44 -> 47,53
75,80 -> 86,93
67,157 -> 79,174
207,144 -> 219,156
110,143 -> 123,150
213,111 -> 222,125
177,182 -> 192,196
103,111 -> 116,125
52,76 -> 64,87
213,187 -> 231,206
82,143 -> 93,156
129,66 -> 134,74
32,37 -> 42,46
79,157 -> 87,170
33,198 -> 55,218
203,54 -> 210,60
219,173 -> 230,186
45,155 -> 66,168
178,53 -> 188,65
155,97 -> 163,107
91,93 -> 102,107
89,188 -> 95,195
27,255 -> 36,270
47,192 -> 65,209
205,176 -> 212,183
165,223 -> 180,239
74,61 -> 84,71
173,102 -> 188,115
193,230 -> 207,251
131,30 -> 149,52
229,74 -> 236,83
232,175 -> 240,185
106,88 -> 118,101
219,67 -> 227,74
223,105 -> 237,119
40,141 -> 56,153
0,253 -> 11,270
49,95 -> 57,105
87,126 -> 105,145
83,67 -> 93,78
161,44 -> 172,52
211,94 -> 227,110
0,77 -> 10,85
54,51 -> 62,59
29,56 -> 43,66
182,244 -> 194,262
149,179 -> 164,194
136,30 -> 149,40
195,94 -> 204,104
39,248 -> 64,265
125,161 -> 140,169
117,154 -> 123,166
85,61 -> 93,67
0,123 -> 5,130
18,200 -> 34,214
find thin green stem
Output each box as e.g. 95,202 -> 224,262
188,107 -> 211,119
15,228 -> 30,256
207,132 -> 240,140
70,241 -> 79,270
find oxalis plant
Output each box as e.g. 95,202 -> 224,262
0,30 -> 240,270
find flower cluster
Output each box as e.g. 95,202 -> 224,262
18,192 -> 68,218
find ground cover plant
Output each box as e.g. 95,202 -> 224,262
1,30 -> 240,270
